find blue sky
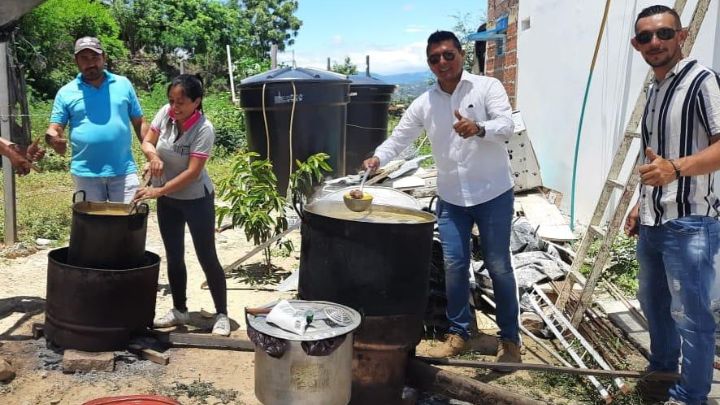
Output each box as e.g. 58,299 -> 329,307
277,0 -> 486,75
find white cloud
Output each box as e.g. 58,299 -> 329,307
331,35 -> 343,46
403,4 -> 414,12
404,25 -> 426,33
279,41 -> 429,75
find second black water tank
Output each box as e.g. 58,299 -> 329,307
345,74 -> 396,174
239,67 -> 351,194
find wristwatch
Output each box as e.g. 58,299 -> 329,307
474,122 -> 485,138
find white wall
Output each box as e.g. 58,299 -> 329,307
515,0 -> 719,226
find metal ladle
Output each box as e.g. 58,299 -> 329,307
343,170 -> 373,212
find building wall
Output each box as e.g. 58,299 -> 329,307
485,0 -> 519,108
485,0 -> 720,225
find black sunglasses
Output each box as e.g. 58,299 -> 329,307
427,51 -> 457,65
635,27 -> 681,44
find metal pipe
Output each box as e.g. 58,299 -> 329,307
417,357 -> 680,381
0,40 -> 17,244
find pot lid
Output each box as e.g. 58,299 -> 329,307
319,186 -> 421,210
240,67 -> 350,86
304,200 -> 435,224
246,300 -> 361,341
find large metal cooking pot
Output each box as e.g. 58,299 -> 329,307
295,198 -> 435,316
45,247 -> 160,351
67,191 -> 149,269
248,300 -> 361,405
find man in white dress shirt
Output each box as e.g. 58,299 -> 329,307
364,30 -> 521,366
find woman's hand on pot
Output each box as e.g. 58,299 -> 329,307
133,186 -> 163,202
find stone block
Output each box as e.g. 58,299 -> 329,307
63,350 -> 114,373
0,358 -> 16,381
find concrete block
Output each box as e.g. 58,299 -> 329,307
63,349 -> 114,373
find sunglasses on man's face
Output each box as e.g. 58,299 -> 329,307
427,51 -> 457,65
635,27 -> 681,44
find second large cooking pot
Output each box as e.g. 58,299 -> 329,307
296,199 -> 435,316
67,191 -> 149,269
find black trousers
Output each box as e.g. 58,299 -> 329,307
157,191 -> 227,315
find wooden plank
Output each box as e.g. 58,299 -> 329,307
366,160 -> 404,186
222,223 -> 300,273
128,343 -> 170,365
515,193 -> 574,241
406,358 -> 546,405
152,331 -> 255,352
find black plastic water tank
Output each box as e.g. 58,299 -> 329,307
345,74 -> 396,174
239,67 -> 351,194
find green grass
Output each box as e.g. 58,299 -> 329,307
578,234 -> 640,296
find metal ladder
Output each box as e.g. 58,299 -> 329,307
554,0 -> 712,327
528,285 -> 628,403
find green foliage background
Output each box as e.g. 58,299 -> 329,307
15,0 -> 301,97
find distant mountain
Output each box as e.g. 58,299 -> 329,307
371,71 -> 433,100
375,71 -> 431,85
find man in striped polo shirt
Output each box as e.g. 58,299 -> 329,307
624,5 -> 720,404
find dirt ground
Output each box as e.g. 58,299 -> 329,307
0,212 -> 649,405
0,213 -> 294,404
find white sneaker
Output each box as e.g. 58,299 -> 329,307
153,308 -> 190,328
212,313 -> 231,336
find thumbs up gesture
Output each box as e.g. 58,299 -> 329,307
452,110 -> 484,138
639,147 -> 678,187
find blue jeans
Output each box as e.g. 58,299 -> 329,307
72,173 -> 140,203
637,216 -> 720,404
436,188 -> 520,343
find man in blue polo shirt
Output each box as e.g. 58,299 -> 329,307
45,36 -> 146,203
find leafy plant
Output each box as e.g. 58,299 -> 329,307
215,151 -> 330,275
114,54 -> 166,92
604,234 -> 640,295
203,93 -> 246,154
331,56 -> 358,75
234,55 -> 272,81
288,152 -> 332,199
216,151 -> 287,271
451,11 -> 487,73
578,234 -> 639,296
16,0 -> 128,98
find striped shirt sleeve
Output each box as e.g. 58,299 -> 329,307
190,121 -> 215,160
697,71 -> 720,136
150,104 -> 169,134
